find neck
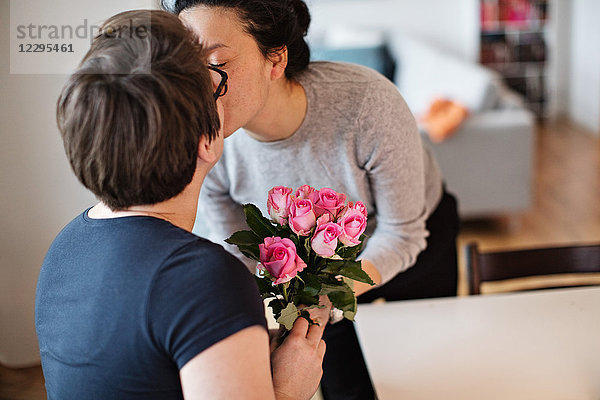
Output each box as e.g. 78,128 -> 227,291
244,77 -> 307,142
88,169 -> 204,233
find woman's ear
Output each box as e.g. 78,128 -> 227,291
269,46 -> 288,80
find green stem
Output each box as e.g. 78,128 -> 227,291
282,283 -> 289,302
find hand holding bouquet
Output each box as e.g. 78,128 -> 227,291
226,185 -> 375,332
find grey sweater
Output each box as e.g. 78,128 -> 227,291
196,61 -> 443,285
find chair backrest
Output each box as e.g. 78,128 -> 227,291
465,242 -> 600,295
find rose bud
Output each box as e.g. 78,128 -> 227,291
338,200 -> 368,221
338,209 -> 367,246
267,186 -> 293,225
294,184 -> 316,200
349,201 -> 368,218
288,197 -> 317,236
310,188 -> 347,219
311,214 -> 343,258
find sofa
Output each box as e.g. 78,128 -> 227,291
311,28 -> 535,218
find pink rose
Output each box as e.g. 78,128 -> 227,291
295,184 -> 316,200
309,188 -> 347,219
288,197 -> 317,236
311,214 -> 343,258
258,237 -> 307,285
348,201 -> 368,218
267,186 -> 293,225
338,210 -> 367,246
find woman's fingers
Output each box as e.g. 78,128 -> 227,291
306,320 -> 325,344
288,315 -> 310,338
287,315 -> 326,351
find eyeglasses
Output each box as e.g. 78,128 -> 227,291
208,65 -> 228,100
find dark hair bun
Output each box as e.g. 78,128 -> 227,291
283,0 -> 311,78
290,0 -> 310,37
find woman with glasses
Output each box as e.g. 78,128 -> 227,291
162,1 -> 459,399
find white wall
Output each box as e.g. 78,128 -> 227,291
306,0 -> 480,62
0,0 -> 153,367
546,0 -> 571,118
568,0 -> 600,134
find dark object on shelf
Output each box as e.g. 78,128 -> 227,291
479,0 -> 548,117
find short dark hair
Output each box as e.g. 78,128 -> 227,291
161,0 -> 311,79
57,10 -> 220,211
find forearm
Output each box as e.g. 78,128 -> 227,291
353,259 -> 381,297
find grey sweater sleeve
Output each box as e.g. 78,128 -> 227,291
354,79 -> 430,284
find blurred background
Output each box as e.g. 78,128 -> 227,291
1,0 -> 598,397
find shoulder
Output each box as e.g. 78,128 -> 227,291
300,61 -> 385,83
299,61 -> 399,94
149,238 -> 266,368
159,238 -> 255,290
299,61 -> 410,117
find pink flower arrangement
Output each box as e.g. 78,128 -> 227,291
226,185 -> 374,331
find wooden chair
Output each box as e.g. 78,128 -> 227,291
465,242 -> 600,295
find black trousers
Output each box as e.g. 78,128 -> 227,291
320,188 -> 459,400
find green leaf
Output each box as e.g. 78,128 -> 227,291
336,234 -> 367,259
268,298 -> 285,318
301,273 -> 322,297
320,260 -> 345,275
335,260 -> 375,285
237,244 -> 260,260
243,204 -> 278,238
343,309 -> 356,321
318,281 -> 346,295
294,292 -> 319,308
326,282 -> 357,321
225,230 -> 262,260
277,303 -> 299,330
289,234 -> 299,247
337,244 -> 362,260
301,304 -> 326,310
225,230 -> 262,246
254,276 -> 275,299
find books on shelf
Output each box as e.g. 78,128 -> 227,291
481,0 -> 547,32
480,0 -> 548,117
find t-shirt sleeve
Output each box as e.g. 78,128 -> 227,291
147,240 -> 267,369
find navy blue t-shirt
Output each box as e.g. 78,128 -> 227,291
35,210 -> 266,399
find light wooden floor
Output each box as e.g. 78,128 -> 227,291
2,118 -> 599,399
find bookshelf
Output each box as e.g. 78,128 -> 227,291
480,0 -> 548,117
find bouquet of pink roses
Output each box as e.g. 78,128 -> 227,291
226,185 -> 375,331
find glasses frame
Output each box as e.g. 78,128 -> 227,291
208,65 -> 228,101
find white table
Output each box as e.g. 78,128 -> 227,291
354,287 -> 600,400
